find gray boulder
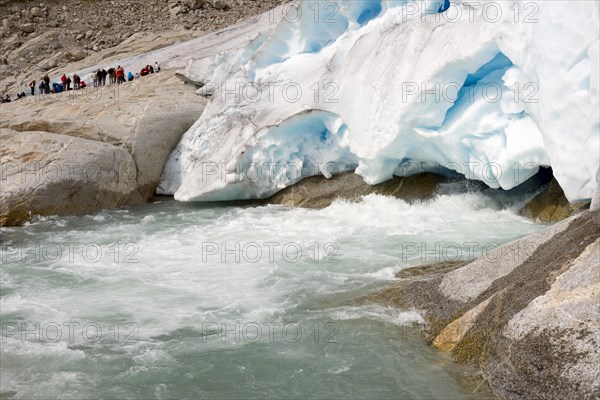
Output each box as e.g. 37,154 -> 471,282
20,23 -> 35,33
1,128 -> 139,226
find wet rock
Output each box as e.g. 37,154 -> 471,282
520,177 -> 589,222
265,172 -> 451,208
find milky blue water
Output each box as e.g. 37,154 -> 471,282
0,193 -> 544,399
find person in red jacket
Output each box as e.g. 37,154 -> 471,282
116,65 -> 125,84
60,74 -> 67,90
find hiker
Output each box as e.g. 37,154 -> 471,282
135,72 -> 140,79
38,80 -> 45,94
149,64 -> 154,74
61,74 -> 67,89
73,74 -> 81,90
96,69 -> 103,87
108,67 -> 115,84
101,69 -> 107,86
127,71 -> 134,82
116,66 -> 125,84
154,61 -> 160,72
140,66 -> 149,77
43,75 -> 50,94
93,70 -> 99,87
28,80 -> 36,96
1,94 -> 10,103
80,80 -> 87,88
65,75 -> 72,90
16,91 -> 26,99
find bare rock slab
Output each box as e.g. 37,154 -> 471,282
1,128 -> 139,226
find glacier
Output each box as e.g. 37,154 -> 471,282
158,0 -> 600,203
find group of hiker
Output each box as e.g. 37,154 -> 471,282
93,62 -> 160,87
1,61 -> 161,103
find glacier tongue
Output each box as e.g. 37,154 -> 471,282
158,0 -> 600,203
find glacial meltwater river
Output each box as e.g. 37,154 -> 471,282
0,193 -> 545,399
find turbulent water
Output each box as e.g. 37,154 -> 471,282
0,193 -> 545,399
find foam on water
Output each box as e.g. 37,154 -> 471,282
0,193 -> 542,398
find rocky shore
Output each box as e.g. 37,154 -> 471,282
363,207 -> 600,399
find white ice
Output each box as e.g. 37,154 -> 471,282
158,0 -> 599,203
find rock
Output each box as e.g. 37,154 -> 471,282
47,21 -> 59,28
433,295 -> 495,352
65,48 -> 87,61
76,33 -> 84,40
520,177 -> 589,222
188,0 -> 206,10
0,128 -> 139,227
85,29 -> 93,39
501,238 -> 600,398
590,167 -> 600,210
213,0 -> 230,11
30,7 -> 43,17
265,172 -> 451,208
20,23 -> 35,33
438,216 -> 574,303
170,5 -> 183,17
44,58 -> 58,69
365,209 -> 600,400
0,72 -> 206,225
92,44 -> 99,51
